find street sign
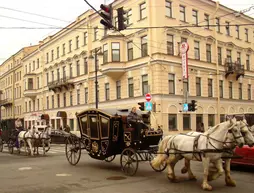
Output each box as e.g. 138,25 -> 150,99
145,93 -> 151,102
183,103 -> 188,112
145,102 -> 152,111
181,42 -> 189,80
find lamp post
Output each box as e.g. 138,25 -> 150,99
88,47 -> 103,109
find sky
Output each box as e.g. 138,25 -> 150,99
0,0 -> 253,64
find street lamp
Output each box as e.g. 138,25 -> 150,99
88,47 -> 103,109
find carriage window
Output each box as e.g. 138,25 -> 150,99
100,116 -> 109,139
89,116 -> 99,139
80,115 -> 88,135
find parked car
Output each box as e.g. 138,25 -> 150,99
231,145 -> 254,166
50,129 -> 69,144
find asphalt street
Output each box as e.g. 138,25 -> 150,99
0,145 -> 253,193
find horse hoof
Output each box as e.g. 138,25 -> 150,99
189,175 -> 197,181
202,183 -> 213,191
181,167 -> 188,174
226,179 -> 236,187
167,176 -> 180,183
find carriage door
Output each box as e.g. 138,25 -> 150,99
88,115 -> 100,155
99,115 -> 110,156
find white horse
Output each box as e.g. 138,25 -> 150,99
34,125 -> 52,155
151,118 -> 244,191
180,120 -> 254,187
17,126 -> 38,156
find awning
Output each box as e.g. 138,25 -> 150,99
57,111 -> 67,118
40,114 -> 50,120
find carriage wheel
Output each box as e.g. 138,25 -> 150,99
149,153 -> 167,172
105,155 -> 116,162
65,136 -> 81,166
8,140 -> 14,154
120,148 -> 139,176
0,138 -> 3,152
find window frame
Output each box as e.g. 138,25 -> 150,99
105,83 -> 110,101
168,73 -> 175,94
168,114 -> 177,131
206,44 -> 212,63
192,10 -> 198,25
166,1 -> 172,18
208,78 -> 213,97
127,41 -> 133,61
140,2 -> 147,20
194,41 -> 200,60
196,77 -> 201,96
167,34 -> 174,55
128,78 -> 134,97
179,5 -> 186,22
141,36 -> 148,57
142,74 -> 149,95
111,42 -> 120,62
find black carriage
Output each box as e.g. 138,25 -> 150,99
65,108 -> 166,176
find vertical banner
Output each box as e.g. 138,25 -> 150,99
180,42 -> 189,79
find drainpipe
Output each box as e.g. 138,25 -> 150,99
214,1 -> 220,124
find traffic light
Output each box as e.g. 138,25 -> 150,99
117,7 -> 128,31
191,100 -> 197,111
100,4 -> 113,30
188,103 -> 193,111
138,102 -> 145,111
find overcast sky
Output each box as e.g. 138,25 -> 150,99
0,0 -> 253,64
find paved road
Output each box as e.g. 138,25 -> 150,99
0,145 -> 253,193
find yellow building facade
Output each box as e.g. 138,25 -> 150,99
1,0 -> 254,135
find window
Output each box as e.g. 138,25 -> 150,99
192,10 -> 198,25
57,47 -> 59,58
194,41 -> 200,60
127,41 -> 133,61
116,81 -> 121,99
70,64 -> 73,78
229,81 -> 233,99
183,114 -> 191,130
70,91 -> 73,106
196,114 -> 203,131
245,28 -> 249,42
85,88 -> 88,104
57,94 -> 60,107
236,25 -> 240,39
141,36 -> 148,57
220,115 -> 225,123
239,83 -> 242,99
100,116 -> 110,139
167,34 -> 174,55
208,114 -> 215,127
51,50 -> 54,61
69,40 -> 72,52
246,54 -> 250,70
128,78 -> 134,97
46,73 -> 49,84
179,5 -> 186,22
103,44 -> 108,63
225,22 -> 230,36
166,1 -> 172,18
127,9 -> 132,25
89,116 -> 99,139
63,93 -> 66,107
196,77 -> 201,96
62,43 -> 66,55
37,77 -> 39,89
219,80 -> 223,98
46,53 -> 49,63
181,37 -> 187,43
76,36 -> 79,49
37,99 -> 39,111
216,18 -> 220,32
105,83 -> 110,101
29,101 -> 31,112
57,68 -> 60,81
77,89 -> 80,104
37,59 -> 40,69
63,66 -> 66,79
76,60 -> 80,76
52,96 -> 54,109
168,114 -> 177,131
168,74 -> 175,94
114,16 -> 118,28
142,75 -> 148,95
237,52 -> 241,64
204,14 -> 209,29
51,71 -> 54,82
112,42 -> 120,62
226,49 -> 232,63
84,57 -> 88,74
206,44 -> 211,63
94,27 -> 98,40
208,79 -> 213,97
83,32 -> 87,45
140,2 -> 147,19
248,84 -> 251,100
218,47 -> 222,65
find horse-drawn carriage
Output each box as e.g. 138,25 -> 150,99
65,108 -> 166,176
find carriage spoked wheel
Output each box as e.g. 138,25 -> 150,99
149,153 -> 167,172
8,139 -> 14,154
105,155 -> 116,162
0,138 -> 3,152
65,136 -> 81,166
120,148 -> 139,176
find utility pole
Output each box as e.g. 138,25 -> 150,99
95,52 -> 98,109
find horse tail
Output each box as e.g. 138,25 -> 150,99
151,135 -> 172,169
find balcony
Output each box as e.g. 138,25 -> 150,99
24,89 -> 38,99
48,76 -> 74,93
100,62 -> 126,79
0,98 -> 13,107
224,59 -> 245,80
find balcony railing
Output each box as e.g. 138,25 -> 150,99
224,59 -> 245,80
0,98 -> 13,106
48,76 -> 74,92
24,89 -> 38,98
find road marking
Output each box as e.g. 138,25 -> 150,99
18,167 -> 32,171
56,173 -> 72,177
